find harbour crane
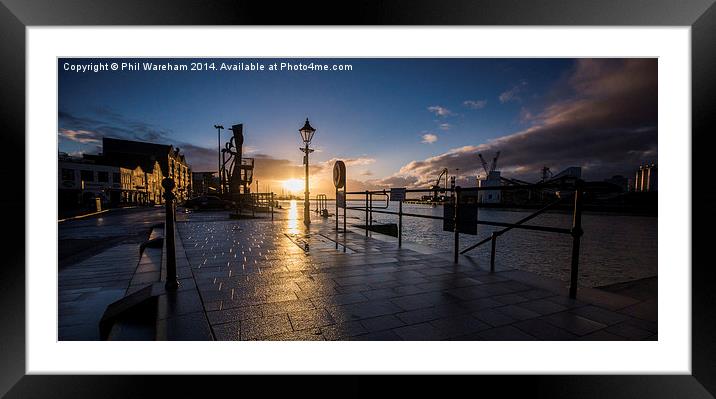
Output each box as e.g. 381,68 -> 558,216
478,151 -> 501,177
431,168 -> 449,202
540,166 -> 553,182
491,151 -> 501,173
478,154 -> 489,177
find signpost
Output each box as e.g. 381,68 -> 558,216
333,161 -> 347,236
389,187 -> 406,202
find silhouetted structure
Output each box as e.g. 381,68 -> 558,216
220,124 -> 254,198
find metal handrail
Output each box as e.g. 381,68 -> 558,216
338,180 -> 585,298
460,198 -> 564,254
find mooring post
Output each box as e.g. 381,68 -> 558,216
365,190 -> 369,237
569,180 -> 584,299
454,186 -> 461,264
398,199 -> 403,248
490,232 -> 497,273
162,178 -> 179,290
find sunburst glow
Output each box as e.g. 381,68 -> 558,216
282,178 -> 304,194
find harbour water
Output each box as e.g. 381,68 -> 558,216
285,200 -> 657,288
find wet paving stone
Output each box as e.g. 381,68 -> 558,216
240,314 -> 293,340
288,308 -> 335,330
540,312 -> 608,336
360,314 -> 406,332
170,213 -> 655,341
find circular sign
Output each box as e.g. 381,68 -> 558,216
333,161 -> 346,189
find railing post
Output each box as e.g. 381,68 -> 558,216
343,190 -> 347,234
398,199 -> 403,248
162,178 -> 178,290
369,193 -> 373,230
365,190 -> 369,237
569,180 -> 584,299
271,192 -> 274,221
490,232 -> 497,273
454,186 -> 461,264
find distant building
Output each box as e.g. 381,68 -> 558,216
477,171 -> 502,204
634,163 -> 657,192
101,138 -> 193,201
59,138 -> 193,210
58,153 -> 149,208
192,172 -> 219,196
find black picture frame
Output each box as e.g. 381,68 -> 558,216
1,0 -> 713,397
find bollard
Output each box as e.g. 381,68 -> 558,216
162,178 -> 179,290
569,180 -> 584,299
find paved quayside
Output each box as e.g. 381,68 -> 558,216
171,208 -> 656,341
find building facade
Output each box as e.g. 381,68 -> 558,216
58,154 -> 151,208
101,138 -> 192,201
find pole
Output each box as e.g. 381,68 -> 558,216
369,193 -> 373,230
398,200 -> 403,248
162,178 -> 178,290
304,144 -> 311,227
569,180 -> 584,299
343,189 -> 347,234
365,190 -> 369,237
454,186 -> 461,264
217,126 -> 222,195
271,192 -> 274,221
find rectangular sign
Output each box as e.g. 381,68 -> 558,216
390,187 -> 406,202
443,203 -> 478,235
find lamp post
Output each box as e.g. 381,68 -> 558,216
214,124 -> 224,194
299,118 -> 316,227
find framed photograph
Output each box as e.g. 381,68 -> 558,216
1,0 -> 713,397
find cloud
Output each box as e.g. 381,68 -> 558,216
58,128 -> 102,144
499,80 -> 528,103
59,110 -> 175,145
367,175 -> 420,189
421,133 -> 438,144
463,100 -> 487,109
439,123 -> 451,131
427,105 -> 453,117
393,59 -> 657,185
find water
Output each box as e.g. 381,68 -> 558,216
284,200 -> 657,288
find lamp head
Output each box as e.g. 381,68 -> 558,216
299,118 -> 316,144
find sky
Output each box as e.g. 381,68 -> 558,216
58,58 -> 657,195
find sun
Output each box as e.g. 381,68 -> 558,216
282,178 -> 304,194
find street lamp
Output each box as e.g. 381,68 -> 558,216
299,118 -> 316,226
214,124 -> 224,194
